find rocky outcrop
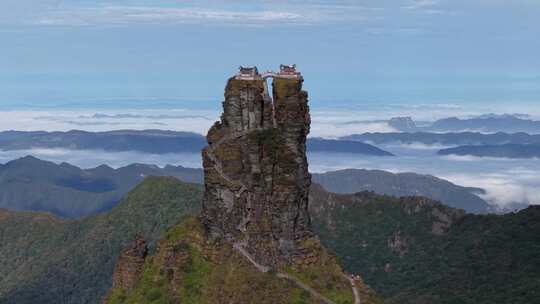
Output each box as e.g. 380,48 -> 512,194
202,75 -> 313,267
103,217 -> 378,304
431,206 -> 465,235
110,235 -> 148,291
387,230 -> 408,257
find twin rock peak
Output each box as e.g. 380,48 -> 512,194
202,64 -> 315,267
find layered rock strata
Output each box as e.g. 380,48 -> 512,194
202,75 -> 312,267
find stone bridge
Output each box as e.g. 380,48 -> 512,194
261,71 -> 301,80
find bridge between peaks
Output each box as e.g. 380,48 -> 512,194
234,65 -> 303,81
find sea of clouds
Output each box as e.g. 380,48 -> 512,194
2,102 -> 539,137
308,143 -> 540,208
1,104 -> 540,209
0,109 -> 218,134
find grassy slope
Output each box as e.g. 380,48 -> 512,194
105,217 -> 381,304
0,177 -> 202,304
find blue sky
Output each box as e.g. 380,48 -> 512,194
1,0 -> 539,110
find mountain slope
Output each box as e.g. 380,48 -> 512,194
0,177 -> 203,304
104,217 -> 382,304
309,185 -> 540,304
2,179 -> 539,303
313,169 -> 489,213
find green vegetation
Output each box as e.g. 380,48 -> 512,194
3,173 -> 539,303
179,246 -> 212,303
0,176 -> 203,304
310,185 -> 540,304
105,218 -> 212,304
283,238 -> 354,304
249,128 -> 282,162
273,77 -> 300,98
109,217 -> 365,304
109,261 -> 173,304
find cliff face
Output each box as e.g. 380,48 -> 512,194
202,76 -> 312,267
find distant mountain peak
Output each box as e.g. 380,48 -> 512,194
388,116 -> 417,132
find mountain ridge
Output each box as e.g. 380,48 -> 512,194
0,129 -> 394,156
312,168 -> 489,213
0,156 -> 494,216
438,143 -> 540,159
382,115 -> 540,133
342,131 -> 540,146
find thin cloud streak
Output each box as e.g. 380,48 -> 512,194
36,6 -> 307,26
402,0 -> 440,10
2,0 -> 386,26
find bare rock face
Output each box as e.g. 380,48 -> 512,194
202,74 -> 313,267
110,235 -> 148,291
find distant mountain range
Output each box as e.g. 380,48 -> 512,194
0,156 -> 202,218
2,177 -> 538,304
342,131 -> 540,146
308,138 -> 394,156
429,114 -> 540,133
0,130 -> 207,153
312,169 -> 489,213
386,114 -> 540,133
0,130 -> 393,156
439,144 -> 540,159
0,157 -> 492,217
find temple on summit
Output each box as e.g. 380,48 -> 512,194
235,64 -> 303,81
235,66 -> 261,80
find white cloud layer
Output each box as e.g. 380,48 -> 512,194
1,140 -> 539,209
2,103 -> 539,137
307,142 -> 540,208
0,109 -> 219,135
440,169 -> 540,208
